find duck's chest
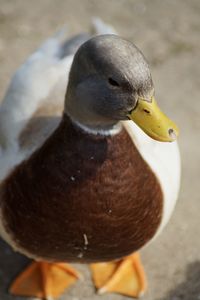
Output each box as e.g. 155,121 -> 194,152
1,119 -> 163,262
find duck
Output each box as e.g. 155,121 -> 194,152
0,19 -> 181,300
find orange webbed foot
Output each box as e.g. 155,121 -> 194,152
10,261 -> 82,299
90,252 -> 147,298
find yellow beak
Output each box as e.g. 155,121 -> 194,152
128,96 -> 179,142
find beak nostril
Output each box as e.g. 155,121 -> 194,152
168,128 -> 177,140
143,109 -> 150,114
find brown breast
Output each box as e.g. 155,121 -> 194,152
1,115 -> 163,263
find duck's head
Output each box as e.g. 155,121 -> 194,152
65,34 -> 178,142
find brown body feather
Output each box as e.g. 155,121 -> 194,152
1,115 -> 163,263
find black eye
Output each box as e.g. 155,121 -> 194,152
108,77 -> 120,87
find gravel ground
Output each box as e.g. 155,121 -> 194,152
0,0 -> 200,300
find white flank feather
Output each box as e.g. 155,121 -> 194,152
123,121 -> 181,238
0,33 -> 73,150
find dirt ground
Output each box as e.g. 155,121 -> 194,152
0,0 -> 200,300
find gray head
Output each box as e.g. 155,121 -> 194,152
65,34 -> 154,131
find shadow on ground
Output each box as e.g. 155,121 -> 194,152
0,239 -> 30,300
159,262 -> 200,300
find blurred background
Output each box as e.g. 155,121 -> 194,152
0,0 -> 200,300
